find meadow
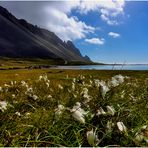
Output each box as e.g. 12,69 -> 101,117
0,69 -> 148,147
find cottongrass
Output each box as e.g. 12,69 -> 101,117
0,101 -> 8,112
55,104 -> 65,116
117,121 -> 127,133
106,105 -> 116,116
134,125 -> 148,145
71,102 -> 88,124
96,107 -> 106,116
0,73 -> 147,147
86,128 -> 99,146
0,86 -> 2,92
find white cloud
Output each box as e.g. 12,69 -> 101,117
108,32 -> 120,38
78,0 -> 124,13
1,1 -> 95,41
40,2 -> 95,41
45,8 -> 95,41
1,0 -> 125,41
85,38 -> 105,45
77,0 -> 125,25
101,14 -> 118,25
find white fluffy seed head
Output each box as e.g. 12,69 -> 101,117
117,122 -> 127,133
72,110 -> 85,124
32,95 -> 38,100
86,129 -> 99,146
106,105 -> 115,116
0,101 -> 8,112
96,107 -> 106,116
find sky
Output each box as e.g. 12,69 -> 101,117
0,0 -> 148,64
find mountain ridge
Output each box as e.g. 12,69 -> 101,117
0,6 -> 92,63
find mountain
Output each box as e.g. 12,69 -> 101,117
0,6 -> 92,63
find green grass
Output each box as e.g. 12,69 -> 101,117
0,57 -> 96,70
0,57 -> 66,70
0,69 -> 148,147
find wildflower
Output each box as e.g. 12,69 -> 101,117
110,78 -> 119,87
83,95 -> 92,104
44,75 -> 48,81
81,87 -> 88,96
109,75 -> 127,88
25,112 -> 31,118
89,80 -> 93,85
21,80 -> 26,86
13,100 -> 18,104
10,81 -> 16,85
32,95 -> 38,100
106,121 -> 114,132
15,111 -> 21,116
27,87 -> 33,93
12,94 -> 16,98
82,81 -> 85,85
96,107 -> 106,116
0,101 -> 8,112
81,87 -> 92,103
39,75 -> 43,81
39,75 -> 48,81
121,90 -> 125,98
72,110 -> 85,124
50,88 -> 53,92
74,102 -> 81,109
79,75 -> 85,80
72,82 -> 75,91
21,81 -> 28,88
106,105 -> 115,116
0,87 -> 3,92
94,79 -> 100,88
110,75 -> 125,87
133,125 -> 148,144
100,84 -> 110,98
86,128 -> 99,146
95,80 -> 110,97
114,75 -> 125,83
58,84 -> 63,90
55,104 -> 65,115
47,94 -> 52,98
66,75 -> 69,79
10,81 -> 14,85
71,102 -> 81,111
73,94 -> 77,98
46,82 -> 50,88
134,133 -> 145,144
117,122 -> 127,133
4,84 -> 10,87
71,102 -> 87,124
73,78 -> 76,83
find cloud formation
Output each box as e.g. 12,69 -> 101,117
0,1 -> 95,41
77,0 -> 125,25
108,32 -> 120,38
0,0 -> 125,41
45,7 -> 95,41
85,38 -> 105,45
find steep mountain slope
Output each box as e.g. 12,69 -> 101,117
0,6 -> 91,63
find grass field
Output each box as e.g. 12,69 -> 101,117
0,69 -> 148,147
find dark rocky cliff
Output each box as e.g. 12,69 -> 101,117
0,6 -> 92,63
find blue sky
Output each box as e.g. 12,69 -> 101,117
72,1 -> 148,64
1,1 -> 148,64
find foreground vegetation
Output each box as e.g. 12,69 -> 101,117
0,69 -> 148,147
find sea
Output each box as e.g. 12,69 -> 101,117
53,64 -> 148,70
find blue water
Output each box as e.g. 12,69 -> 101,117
54,65 -> 148,70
